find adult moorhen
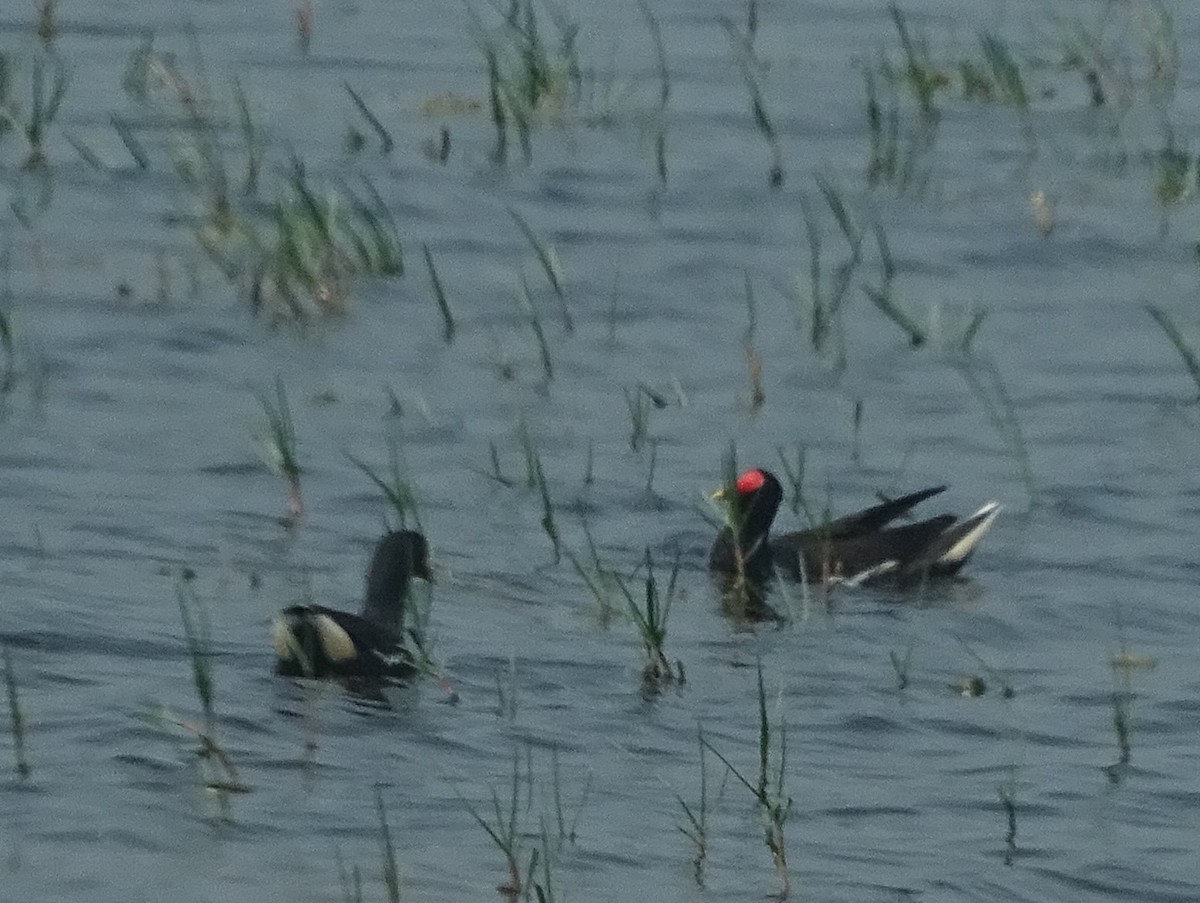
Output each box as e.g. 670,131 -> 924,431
709,468 -> 1000,586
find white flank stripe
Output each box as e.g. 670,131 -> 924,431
838,560 -> 899,587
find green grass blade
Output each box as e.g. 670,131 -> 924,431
1147,305 -> 1200,398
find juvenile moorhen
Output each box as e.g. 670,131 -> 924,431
272,530 -> 433,679
709,469 -> 1000,586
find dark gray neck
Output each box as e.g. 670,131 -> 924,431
361,575 -> 410,632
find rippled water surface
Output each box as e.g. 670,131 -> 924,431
3,0 -> 1200,900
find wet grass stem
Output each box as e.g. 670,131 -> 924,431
3,642 -> 30,778
423,242 -> 456,343
253,376 -> 303,521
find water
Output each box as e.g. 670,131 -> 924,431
2,0 -> 1200,900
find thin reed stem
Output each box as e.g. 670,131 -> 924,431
3,643 -> 30,778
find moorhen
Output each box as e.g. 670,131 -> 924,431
709,468 -> 1000,586
272,530 -> 433,678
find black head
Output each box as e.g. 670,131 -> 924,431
721,469 -> 783,539
710,468 -> 784,580
363,530 -> 432,624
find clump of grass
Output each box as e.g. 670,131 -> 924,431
1052,1 -> 1175,113
703,661 -> 792,899
861,57 -> 935,191
469,0 -> 584,164
460,749 -> 529,897
239,162 -> 404,321
884,2 -> 950,123
616,547 -> 684,692
977,33 -> 1029,110
867,7 -> 1039,178
3,643 -> 30,778
957,33 -> 1030,115
461,747 -> 583,899
126,42 -> 404,324
253,377 -> 303,521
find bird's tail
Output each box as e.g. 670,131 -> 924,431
932,501 -> 1002,568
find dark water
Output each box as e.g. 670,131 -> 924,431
2,0 -> 1200,900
